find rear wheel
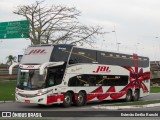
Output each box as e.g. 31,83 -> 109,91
132,90 -> 140,101
125,90 -> 132,102
75,92 -> 86,106
63,92 -> 72,107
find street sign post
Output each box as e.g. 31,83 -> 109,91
0,20 -> 29,39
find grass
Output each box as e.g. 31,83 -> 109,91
0,80 -> 16,101
150,87 -> 160,93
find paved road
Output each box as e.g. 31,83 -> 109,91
140,93 -> 160,101
0,93 -> 160,111
1,101 -> 160,111
0,93 -> 160,119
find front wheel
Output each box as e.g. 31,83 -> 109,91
75,92 -> 86,106
125,90 -> 132,102
63,92 -> 72,107
132,90 -> 140,101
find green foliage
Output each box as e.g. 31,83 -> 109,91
150,87 -> 160,93
0,80 -> 16,101
0,63 -> 8,68
6,55 -> 17,65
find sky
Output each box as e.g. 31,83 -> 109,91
0,0 -> 160,63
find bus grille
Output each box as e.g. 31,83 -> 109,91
18,93 -> 36,98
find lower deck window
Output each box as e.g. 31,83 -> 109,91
68,74 -> 128,86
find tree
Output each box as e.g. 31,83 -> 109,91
13,1 -> 105,46
6,55 -> 17,65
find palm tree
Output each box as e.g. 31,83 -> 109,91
6,55 -> 17,65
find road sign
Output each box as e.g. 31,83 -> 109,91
0,20 -> 29,39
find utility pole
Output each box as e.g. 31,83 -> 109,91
112,25 -> 119,51
117,42 -> 121,51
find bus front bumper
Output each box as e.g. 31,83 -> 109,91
15,93 -> 64,105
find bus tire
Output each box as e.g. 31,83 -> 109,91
125,90 -> 132,102
132,90 -> 139,101
75,92 -> 86,106
63,92 -> 72,107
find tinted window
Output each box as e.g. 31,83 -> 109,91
68,75 -> 128,86
68,75 -> 98,86
68,75 -> 86,86
46,65 -> 66,87
97,51 -> 149,67
137,56 -> 149,67
69,48 -> 96,64
50,45 -> 73,62
102,75 -> 128,86
68,76 -> 77,86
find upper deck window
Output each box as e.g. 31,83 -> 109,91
50,45 -> 73,62
69,48 -> 96,64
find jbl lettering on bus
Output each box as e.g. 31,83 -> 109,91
25,49 -> 47,55
93,66 -> 111,73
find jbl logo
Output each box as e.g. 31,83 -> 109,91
93,66 -> 111,73
26,65 -> 34,69
25,49 -> 46,55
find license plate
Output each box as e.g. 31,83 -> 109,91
25,100 -> 30,103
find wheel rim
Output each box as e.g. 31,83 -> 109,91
127,93 -> 131,101
135,92 -> 137,99
134,91 -> 139,100
78,94 -> 83,103
65,95 -> 71,104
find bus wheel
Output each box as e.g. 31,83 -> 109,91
63,92 -> 72,107
75,92 -> 86,106
132,90 -> 139,101
125,90 -> 132,102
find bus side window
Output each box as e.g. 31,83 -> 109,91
69,48 -> 96,64
88,76 -> 97,86
48,74 -> 55,86
69,59 -> 75,64
68,78 -> 77,86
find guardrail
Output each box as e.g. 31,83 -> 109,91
0,68 -> 17,80
0,74 -> 17,80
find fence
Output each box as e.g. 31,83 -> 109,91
0,68 -> 17,80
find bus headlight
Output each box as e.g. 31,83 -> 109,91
36,89 -> 53,96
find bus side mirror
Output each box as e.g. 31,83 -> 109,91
9,63 -> 19,75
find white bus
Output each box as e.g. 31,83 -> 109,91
9,44 -> 150,107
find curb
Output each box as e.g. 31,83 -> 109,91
92,103 -> 160,110
150,93 -> 160,94
0,101 -> 14,103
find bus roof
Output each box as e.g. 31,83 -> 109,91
28,44 -> 148,59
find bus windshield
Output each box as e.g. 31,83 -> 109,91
17,65 -> 65,90
17,69 -> 46,90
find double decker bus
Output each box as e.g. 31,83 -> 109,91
9,44 -> 150,107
